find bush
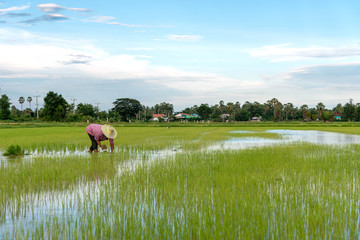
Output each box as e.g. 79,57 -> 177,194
3,145 -> 24,157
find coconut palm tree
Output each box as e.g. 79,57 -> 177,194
284,103 -> 294,120
27,96 -> 32,109
316,102 -> 325,120
18,96 -> 25,112
273,101 -> 283,122
300,104 -> 309,121
219,100 -> 226,114
266,98 -> 282,121
291,107 -> 298,120
227,102 -> 234,120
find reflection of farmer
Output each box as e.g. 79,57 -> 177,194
86,124 -> 117,153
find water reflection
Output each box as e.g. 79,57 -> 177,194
210,130 -> 360,150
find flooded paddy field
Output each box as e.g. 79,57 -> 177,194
1,126 -> 360,239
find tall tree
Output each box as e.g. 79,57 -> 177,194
197,103 -> 212,120
316,102 -> 325,120
242,101 -> 254,121
211,105 -> 222,122
219,100 -> 226,114
27,96 -> 32,109
290,107 -> 298,120
333,103 -> 343,115
355,103 -> 360,121
284,103 -> 294,120
273,102 -> 283,122
226,102 -> 234,120
233,102 -> 241,120
253,101 -> 263,118
19,96 -> 25,112
112,98 -> 142,121
42,91 -> 69,121
0,94 -> 11,120
343,98 -> 356,121
11,105 -> 20,118
300,104 -> 309,121
76,103 -> 96,117
266,98 -> 282,121
155,102 -> 174,117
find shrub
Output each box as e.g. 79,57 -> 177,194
3,145 -> 24,157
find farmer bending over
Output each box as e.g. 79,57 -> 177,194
86,124 -> 117,153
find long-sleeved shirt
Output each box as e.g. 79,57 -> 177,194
86,124 -> 114,145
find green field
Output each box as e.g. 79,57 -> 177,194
1,123 -> 360,239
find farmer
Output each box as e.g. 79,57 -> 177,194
86,124 -> 117,153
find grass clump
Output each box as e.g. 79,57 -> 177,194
3,145 -> 24,157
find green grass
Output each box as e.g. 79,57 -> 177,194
1,125 -> 360,239
57,143 -> 360,239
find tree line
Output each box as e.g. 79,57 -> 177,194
0,91 -> 359,122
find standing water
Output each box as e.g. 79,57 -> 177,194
209,129 -> 360,150
2,129 -> 360,238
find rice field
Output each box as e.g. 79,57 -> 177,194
1,125 -> 360,239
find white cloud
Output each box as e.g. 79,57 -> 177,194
3,29 -> 358,110
282,62 -> 360,86
85,16 -> 115,23
248,43 -> 360,62
84,16 -> 150,27
166,34 -> 203,41
0,28 -> 265,112
20,13 -> 70,23
125,48 -> 154,51
108,22 -> 151,27
250,62 -> 360,107
0,29 -> 237,94
43,13 -> 69,20
37,3 -> 91,13
0,4 -> 30,13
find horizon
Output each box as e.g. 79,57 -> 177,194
1,0 -> 360,112
2,90 -> 355,113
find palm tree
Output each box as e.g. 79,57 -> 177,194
316,102 -> 325,120
273,102 -> 283,122
242,101 -> 254,121
219,100 -> 226,114
284,103 -> 294,120
266,98 -> 282,121
300,104 -> 309,121
291,107 -> 298,120
227,102 -> 234,120
27,96 -> 32,109
19,96 -> 25,112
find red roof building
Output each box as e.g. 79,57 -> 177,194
153,114 -> 167,118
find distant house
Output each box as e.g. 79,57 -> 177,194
251,116 -> 262,122
221,114 -> 230,119
334,113 -> 342,121
153,114 -> 166,118
175,113 -> 200,120
151,114 -> 167,121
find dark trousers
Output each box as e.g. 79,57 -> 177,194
88,133 -> 98,151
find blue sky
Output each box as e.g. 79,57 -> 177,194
1,0 -> 360,111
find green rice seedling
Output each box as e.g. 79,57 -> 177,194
0,126 -> 222,153
12,142 -> 359,239
0,152 -> 133,223
3,125 -> 360,239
